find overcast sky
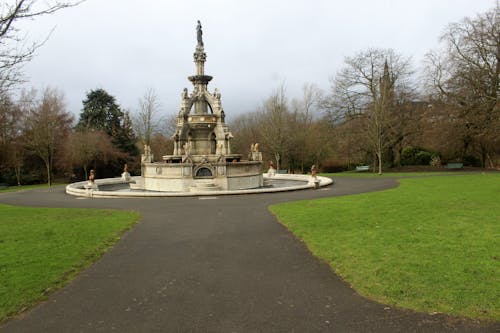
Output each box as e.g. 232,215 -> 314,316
17,0 -> 495,121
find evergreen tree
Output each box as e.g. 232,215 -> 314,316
115,111 -> 139,156
76,89 -> 139,176
77,88 -> 123,137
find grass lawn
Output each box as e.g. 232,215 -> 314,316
0,204 -> 140,322
270,174 -> 500,320
323,171 -> 466,178
0,183 -> 66,193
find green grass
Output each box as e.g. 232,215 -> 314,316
0,204 -> 140,322
270,174 -> 500,320
323,171 -> 466,178
0,183 -> 66,193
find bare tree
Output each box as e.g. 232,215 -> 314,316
289,83 -> 322,172
424,5 -> 500,167
258,84 -> 290,170
325,48 -> 414,174
229,112 -> 260,159
0,92 -> 24,184
24,87 -> 72,185
149,132 -> 172,162
0,0 -> 82,92
68,129 -> 122,180
133,88 -> 161,146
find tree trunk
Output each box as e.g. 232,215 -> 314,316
45,160 -> 51,186
15,166 -> 21,186
378,152 -> 383,175
377,136 -> 383,175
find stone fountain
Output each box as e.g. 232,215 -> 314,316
132,21 -> 263,192
65,22 -> 333,198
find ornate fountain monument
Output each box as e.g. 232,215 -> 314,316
135,21 -> 263,192
65,21 -> 333,198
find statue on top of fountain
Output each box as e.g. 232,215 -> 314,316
196,20 -> 203,47
163,20 -> 239,163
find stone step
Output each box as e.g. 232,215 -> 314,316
190,180 -> 221,192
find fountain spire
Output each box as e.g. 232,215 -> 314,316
189,20 -> 212,114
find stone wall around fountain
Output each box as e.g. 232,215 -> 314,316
139,160 -> 263,192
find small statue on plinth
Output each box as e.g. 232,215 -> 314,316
311,164 -> 317,178
249,143 -> 262,161
310,164 -> 320,189
268,160 -> 276,177
121,163 -> 131,181
213,88 -> 221,100
85,169 -> 98,190
142,145 -> 153,163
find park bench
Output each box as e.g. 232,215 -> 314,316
355,165 -> 370,172
0,183 -> 9,190
446,163 -> 464,169
277,169 -> 288,174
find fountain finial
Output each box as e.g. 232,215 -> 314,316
196,20 -> 203,46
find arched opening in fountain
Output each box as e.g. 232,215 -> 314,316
195,167 -> 213,178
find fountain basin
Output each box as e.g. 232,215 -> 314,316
65,173 -> 333,198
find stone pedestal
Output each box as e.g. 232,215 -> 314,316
84,182 -> 98,190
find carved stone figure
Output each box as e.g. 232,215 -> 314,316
268,161 -> 276,177
196,20 -> 203,46
121,163 -> 131,181
142,145 -> 154,163
311,164 -> 317,178
183,142 -> 192,155
84,169 -> 98,190
213,88 -> 221,100
89,169 -> 95,183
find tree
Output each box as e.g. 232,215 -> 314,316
133,88 -> 161,146
24,87 -> 73,185
288,83 -> 322,172
424,5 -> 500,167
0,0 -> 81,92
77,88 -> 123,136
325,48 -> 414,174
229,112 -> 259,158
149,132 -> 172,162
114,110 -> 138,156
77,88 -> 138,158
68,129 -> 122,179
0,92 -> 24,184
258,84 -> 290,170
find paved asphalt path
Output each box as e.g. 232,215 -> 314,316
0,177 -> 498,332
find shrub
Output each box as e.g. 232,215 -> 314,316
463,155 -> 481,167
320,159 -> 349,173
401,147 -> 435,166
